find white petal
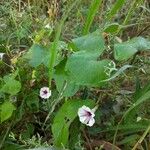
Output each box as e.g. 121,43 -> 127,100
78,107 -> 87,117
0,53 -> 5,60
87,117 -> 95,127
82,105 -> 92,113
79,116 -> 87,124
78,105 -> 94,116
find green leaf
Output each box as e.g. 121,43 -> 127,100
72,31 -> 105,54
0,101 -> 16,123
54,59 -> 79,97
52,99 -> 95,147
66,51 -> 113,87
24,42 -> 67,68
69,118 -> 80,149
1,77 -> 21,95
104,23 -> 120,34
24,44 -> 50,67
114,37 -> 150,61
55,31 -> 108,89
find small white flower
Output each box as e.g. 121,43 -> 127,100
0,53 -> 5,60
78,105 -> 95,127
40,87 -> 51,99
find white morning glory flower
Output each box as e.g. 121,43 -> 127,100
40,87 -> 51,99
78,105 -> 96,127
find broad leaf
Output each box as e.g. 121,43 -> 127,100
52,99 -> 95,147
24,44 -> 50,67
54,59 -> 79,97
71,31 -> 105,54
0,101 -> 16,123
114,37 -> 150,61
104,23 -> 120,34
66,51 -> 113,87
69,118 -> 80,149
1,77 -> 21,95
24,42 -> 66,67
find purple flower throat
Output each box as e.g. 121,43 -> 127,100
43,90 -> 48,94
86,111 -> 92,117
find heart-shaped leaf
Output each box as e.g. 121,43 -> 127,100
66,51 -> 113,87
71,31 -> 105,54
104,23 -> 120,34
0,101 -> 16,123
24,44 -> 50,67
54,59 -> 79,97
114,37 -> 150,61
1,77 -> 21,95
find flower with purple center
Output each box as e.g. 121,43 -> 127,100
40,87 -> 51,99
78,105 -> 95,127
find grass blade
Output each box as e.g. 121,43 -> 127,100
83,0 -> 102,35
106,0 -> 125,20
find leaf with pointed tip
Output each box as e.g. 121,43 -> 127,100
1,77 -> 21,95
114,37 -> 150,61
104,23 -> 120,34
0,101 -> 16,123
24,44 -> 50,67
66,51 -> 113,87
71,31 -> 105,54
